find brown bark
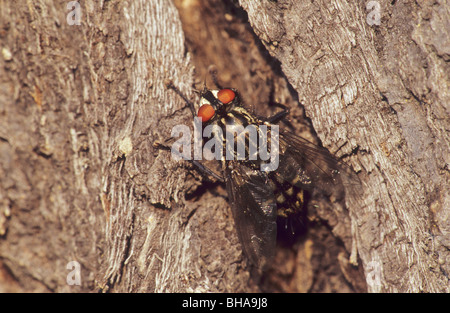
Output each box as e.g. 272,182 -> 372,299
0,0 -> 448,293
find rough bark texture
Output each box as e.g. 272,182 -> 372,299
0,0 -> 448,293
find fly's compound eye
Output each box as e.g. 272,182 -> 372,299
217,89 -> 235,104
197,104 -> 215,122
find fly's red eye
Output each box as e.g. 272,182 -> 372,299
217,89 -> 235,104
197,104 -> 215,122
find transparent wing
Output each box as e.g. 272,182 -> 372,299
225,162 -> 277,270
276,131 -> 362,197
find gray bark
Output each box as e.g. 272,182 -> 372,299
0,0 -> 448,293
238,0 -> 449,292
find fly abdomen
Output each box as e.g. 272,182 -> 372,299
272,170 -> 305,219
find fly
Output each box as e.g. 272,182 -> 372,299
164,73 -> 360,270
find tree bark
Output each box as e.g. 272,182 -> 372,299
238,0 -> 449,292
0,0 -> 448,293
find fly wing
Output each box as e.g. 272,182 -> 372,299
225,162 -> 277,270
276,131 -> 361,197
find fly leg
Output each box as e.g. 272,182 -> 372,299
191,160 -> 225,183
153,140 -> 224,183
165,79 -> 196,117
266,102 -> 290,124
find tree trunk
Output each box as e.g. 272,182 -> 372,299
0,0 -> 448,293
